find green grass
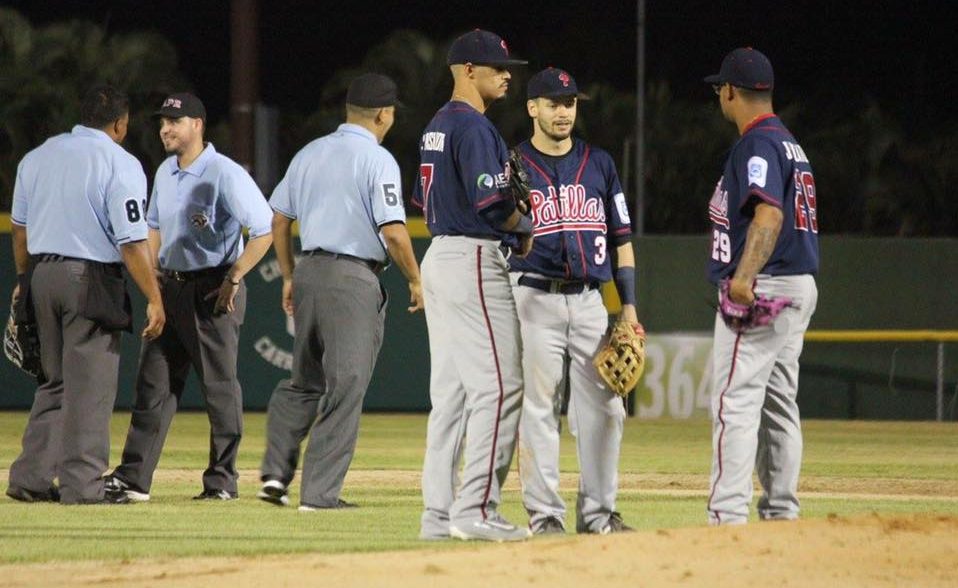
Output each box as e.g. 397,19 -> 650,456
0,413 -> 956,564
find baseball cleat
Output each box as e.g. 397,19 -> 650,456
596,512 -> 634,534
533,516 -> 566,535
103,474 -> 150,503
449,514 -> 532,542
256,480 -> 289,507
193,488 -> 238,500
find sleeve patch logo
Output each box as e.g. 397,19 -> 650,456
613,192 -> 631,224
477,173 -> 495,190
747,156 -> 768,188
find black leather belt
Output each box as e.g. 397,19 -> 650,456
518,275 -> 599,295
303,248 -> 384,274
164,266 -> 229,282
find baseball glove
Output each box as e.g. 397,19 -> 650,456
594,320 -> 646,397
506,148 -> 532,215
4,300 -> 43,380
718,278 -> 794,332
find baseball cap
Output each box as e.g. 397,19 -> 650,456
153,92 -> 207,120
346,73 -> 404,108
447,29 -> 527,66
527,67 -> 590,100
703,47 -> 774,90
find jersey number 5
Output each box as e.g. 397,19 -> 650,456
382,183 -> 399,206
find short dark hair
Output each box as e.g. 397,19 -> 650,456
79,84 -> 130,129
735,86 -> 772,103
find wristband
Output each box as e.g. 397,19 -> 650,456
614,266 -> 637,306
225,277 -> 240,286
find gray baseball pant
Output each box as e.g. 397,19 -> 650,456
419,236 -> 524,538
114,273 -> 246,494
260,254 -> 385,507
707,274 -> 818,525
8,260 -> 122,504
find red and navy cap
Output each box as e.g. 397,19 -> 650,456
704,47 -> 774,91
527,67 -> 590,100
153,92 -> 207,120
447,29 -> 527,66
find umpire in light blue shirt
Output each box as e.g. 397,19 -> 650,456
106,93 -> 274,502
257,73 -> 423,509
7,85 -> 165,505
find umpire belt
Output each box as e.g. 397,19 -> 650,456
164,265 -> 229,282
303,248 -> 384,275
517,275 -> 599,295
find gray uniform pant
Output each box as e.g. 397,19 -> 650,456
8,260 -> 121,504
114,273 -> 246,494
420,236 -> 524,538
260,254 -> 385,507
707,274 -> 818,525
512,279 -> 625,533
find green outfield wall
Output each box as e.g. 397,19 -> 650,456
2,229 -> 956,420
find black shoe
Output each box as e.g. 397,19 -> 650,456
6,485 -> 60,503
298,499 -> 358,511
193,489 -> 238,500
69,489 -> 132,505
104,474 -> 151,502
533,516 -> 566,535
256,480 -> 289,506
597,512 -> 634,534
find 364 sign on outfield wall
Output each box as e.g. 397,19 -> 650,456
634,333 -> 714,420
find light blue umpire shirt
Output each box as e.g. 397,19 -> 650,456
11,125 -> 149,263
270,123 -> 405,262
148,143 -> 273,272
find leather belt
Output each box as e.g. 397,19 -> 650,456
164,266 -> 229,282
303,248 -> 384,274
518,275 -> 599,295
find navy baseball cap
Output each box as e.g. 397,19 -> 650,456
153,93 -> 206,120
346,73 -> 404,108
527,67 -> 590,100
447,29 -> 527,66
704,47 -> 774,90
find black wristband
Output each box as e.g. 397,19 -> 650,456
614,266 -> 637,306
225,277 -> 239,286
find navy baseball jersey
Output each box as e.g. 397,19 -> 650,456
509,140 -> 632,282
412,102 -> 513,239
707,114 -> 819,284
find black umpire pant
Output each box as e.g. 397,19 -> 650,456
113,269 -> 246,494
8,259 -> 122,504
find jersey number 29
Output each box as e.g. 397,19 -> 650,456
711,229 -> 731,263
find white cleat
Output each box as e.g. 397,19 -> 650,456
449,515 -> 532,542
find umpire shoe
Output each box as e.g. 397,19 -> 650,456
256,480 -> 289,507
6,485 -> 60,503
449,513 -> 532,542
193,489 -> 238,501
298,499 -> 359,511
596,512 -> 634,535
533,516 -> 566,535
103,474 -> 150,503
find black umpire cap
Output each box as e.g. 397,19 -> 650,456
153,92 -> 207,120
447,29 -> 527,66
704,47 -> 774,91
346,73 -> 404,108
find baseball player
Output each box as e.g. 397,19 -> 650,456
7,85 -> 165,505
703,48 -> 819,525
510,68 -> 638,535
106,92 -> 274,501
413,29 -> 534,542
258,73 -> 422,510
